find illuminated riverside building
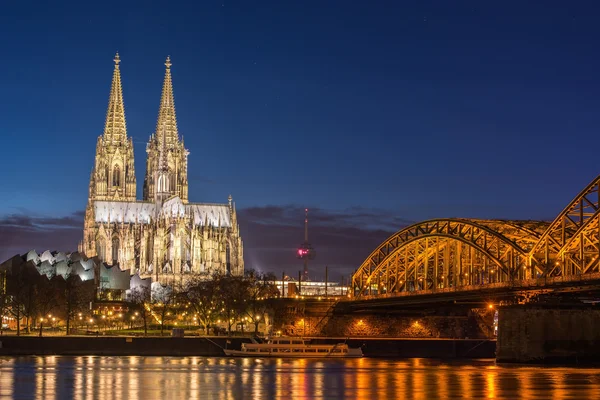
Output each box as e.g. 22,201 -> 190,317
275,279 -> 350,297
80,54 -> 244,283
0,250 -> 152,330
0,250 -> 149,301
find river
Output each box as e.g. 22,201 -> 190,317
0,356 -> 599,399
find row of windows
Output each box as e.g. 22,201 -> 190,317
96,238 -> 229,267
245,348 -> 344,354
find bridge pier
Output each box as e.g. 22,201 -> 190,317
497,304 -> 600,363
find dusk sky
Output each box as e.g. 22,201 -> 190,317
2,1 -> 600,280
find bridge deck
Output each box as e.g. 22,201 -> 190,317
343,272 -> 600,311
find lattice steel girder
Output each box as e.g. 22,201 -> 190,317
471,219 -> 549,251
551,208 -> 600,276
351,175 -> 600,298
352,219 -> 530,297
530,176 -> 600,274
375,238 -> 451,293
364,236 -> 527,296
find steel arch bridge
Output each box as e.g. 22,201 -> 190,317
352,175 -> 600,298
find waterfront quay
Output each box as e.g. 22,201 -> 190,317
1,293 -> 599,363
0,335 -> 495,358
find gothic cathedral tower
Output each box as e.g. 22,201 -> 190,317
143,56 -> 189,204
82,53 -> 136,260
81,54 -> 244,281
89,53 -> 136,202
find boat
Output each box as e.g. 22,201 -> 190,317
223,337 -> 363,358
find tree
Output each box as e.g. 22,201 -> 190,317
61,275 -> 95,335
216,274 -> 251,336
244,271 -> 279,335
32,277 -> 61,337
129,285 -> 151,336
6,261 -> 39,336
20,277 -> 36,334
180,274 -> 219,335
152,283 -> 176,336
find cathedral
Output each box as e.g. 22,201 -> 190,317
80,54 -> 244,283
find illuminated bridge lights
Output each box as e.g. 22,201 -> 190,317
352,174 -> 600,299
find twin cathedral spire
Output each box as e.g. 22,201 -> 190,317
90,53 -> 189,204
82,54 -> 244,277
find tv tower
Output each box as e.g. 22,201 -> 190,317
296,208 -> 316,281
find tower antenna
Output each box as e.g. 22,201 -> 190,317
297,208 -> 316,284
304,208 -> 308,242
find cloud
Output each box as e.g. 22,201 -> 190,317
237,205 -> 413,281
0,210 -> 84,262
0,205 -> 413,283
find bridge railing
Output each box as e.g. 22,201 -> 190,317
350,271 -> 600,302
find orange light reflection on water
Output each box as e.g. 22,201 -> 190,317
1,356 -> 600,399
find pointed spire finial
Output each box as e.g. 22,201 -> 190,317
154,55 -> 179,147
103,52 -> 127,143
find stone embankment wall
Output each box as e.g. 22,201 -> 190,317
286,314 -> 489,338
0,336 -> 247,356
496,305 -> 600,363
0,335 -> 496,358
271,298 -> 495,338
319,315 -> 473,338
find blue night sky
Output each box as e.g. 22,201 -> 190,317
2,1 -> 600,279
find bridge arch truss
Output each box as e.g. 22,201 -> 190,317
352,174 -> 600,299
529,175 -> 600,277
352,219 -> 533,297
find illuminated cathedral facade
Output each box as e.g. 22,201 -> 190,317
80,54 -> 244,283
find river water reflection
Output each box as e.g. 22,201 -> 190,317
1,356 -> 599,399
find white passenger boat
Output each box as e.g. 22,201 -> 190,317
223,338 -> 363,358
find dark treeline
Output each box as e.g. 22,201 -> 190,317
130,270 -> 280,336
1,258 -> 279,337
0,260 -> 95,336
